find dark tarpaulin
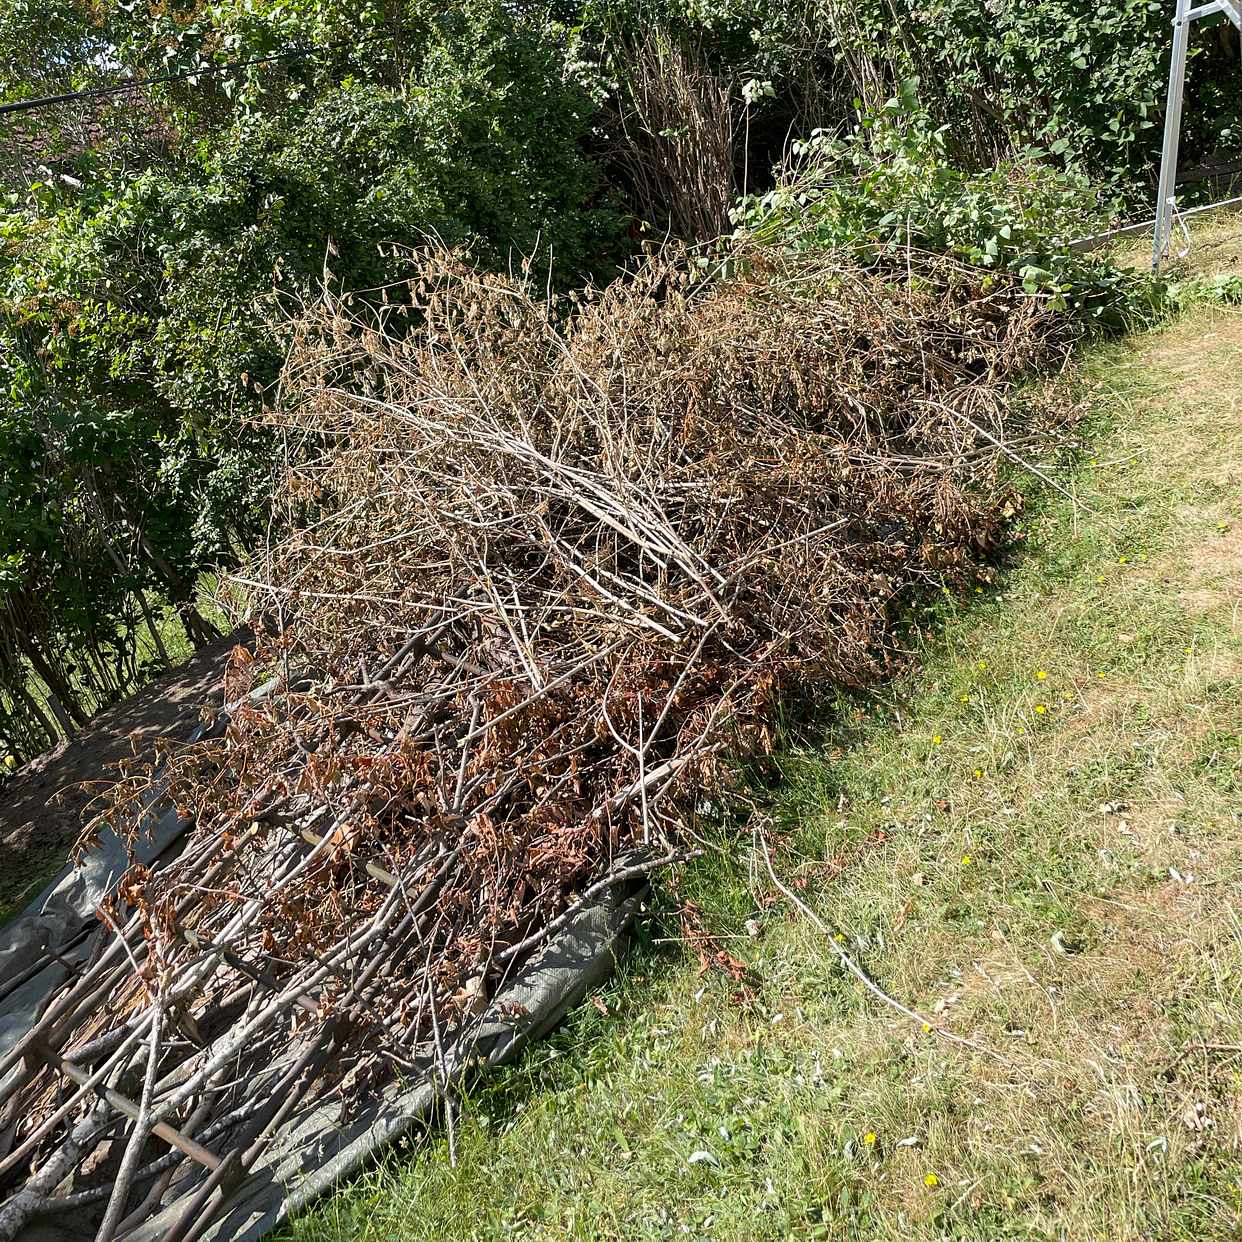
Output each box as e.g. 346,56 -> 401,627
1,697 -> 641,1240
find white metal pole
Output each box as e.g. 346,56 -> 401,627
1154,0 -> 1193,271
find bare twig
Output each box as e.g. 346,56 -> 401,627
757,828 -> 1009,1065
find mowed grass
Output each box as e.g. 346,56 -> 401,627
284,303 -> 1242,1241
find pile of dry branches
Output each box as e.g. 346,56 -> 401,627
0,243 -> 1072,1239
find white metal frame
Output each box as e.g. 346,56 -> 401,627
1153,0 -> 1242,270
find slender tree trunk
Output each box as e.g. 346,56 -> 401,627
134,589 -> 174,670
34,684 -> 75,738
73,639 -> 106,712
85,635 -> 119,696
8,677 -> 59,749
117,600 -> 140,689
19,638 -> 89,729
120,639 -> 138,688
127,528 -> 219,650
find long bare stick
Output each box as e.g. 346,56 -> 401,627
95,982 -> 166,1242
756,829 -> 1008,1065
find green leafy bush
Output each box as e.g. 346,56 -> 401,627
733,83 -> 1140,320
770,0 -> 1242,201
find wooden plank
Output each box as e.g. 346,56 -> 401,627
37,1044 -> 223,1172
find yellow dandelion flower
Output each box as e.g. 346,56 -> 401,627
1118,556 -> 1128,564
833,933 -> 845,943
1035,704 -> 1047,715
864,1132 -> 877,1146
924,1172 -> 940,1187
1036,670 -> 1047,680
977,660 -> 987,670
960,694 -> 970,703
921,1021 -> 932,1034
1183,646 -> 1192,654
973,768 -> 983,779
932,734 -> 943,745
961,854 -> 972,866
1016,725 -> 1026,734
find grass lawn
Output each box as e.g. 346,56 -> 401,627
280,295 -> 1239,1239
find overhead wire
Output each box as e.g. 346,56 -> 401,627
0,27 -> 397,118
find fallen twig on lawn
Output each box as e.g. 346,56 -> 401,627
756,826 -> 1012,1067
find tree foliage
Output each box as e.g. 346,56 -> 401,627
0,0 -> 617,763
811,0 -> 1242,195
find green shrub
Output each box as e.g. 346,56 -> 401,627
733,82 -> 1142,321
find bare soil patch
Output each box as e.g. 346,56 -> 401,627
0,632 -> 242,921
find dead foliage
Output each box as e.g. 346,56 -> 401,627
613,35 -> 737,243
0,242 -> 1074,1238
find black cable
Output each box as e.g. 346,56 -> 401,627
0,28 -> 395,119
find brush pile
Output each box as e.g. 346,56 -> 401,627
0,243 -> 1072,1239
